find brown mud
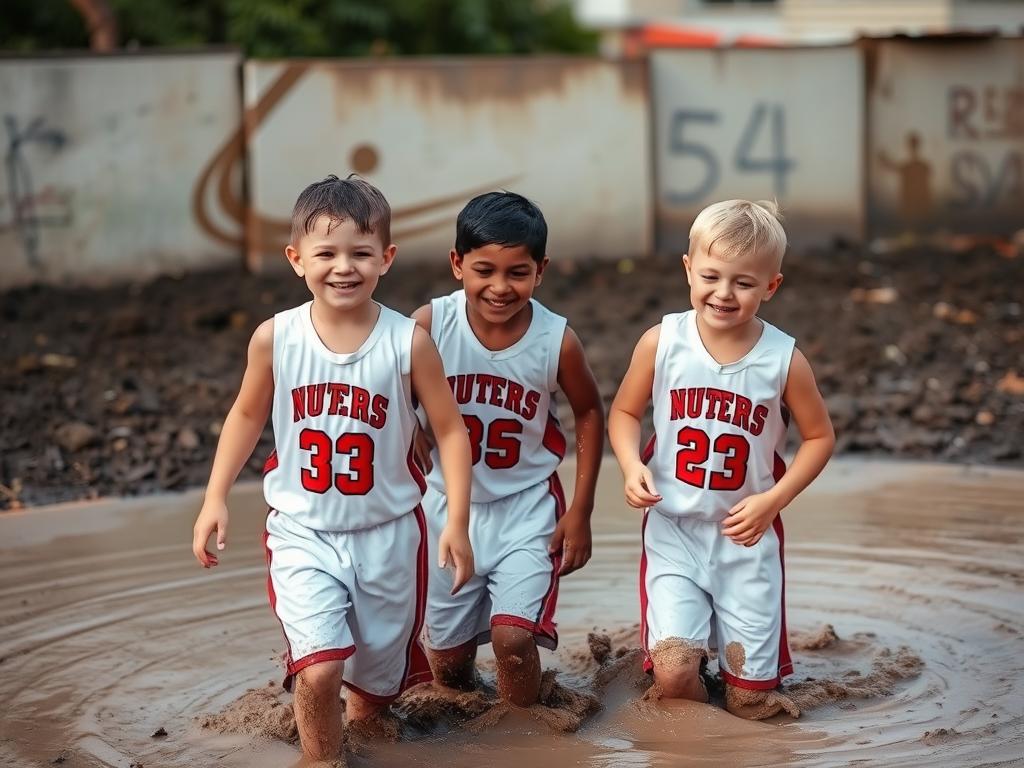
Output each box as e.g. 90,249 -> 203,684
1,459 -> 1022,766
3,243 -> 1023,509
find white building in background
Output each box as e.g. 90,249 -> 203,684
573,0 -> 1024,52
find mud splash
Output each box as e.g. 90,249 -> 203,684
1,459 -> 1022,767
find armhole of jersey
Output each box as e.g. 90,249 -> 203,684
654,314 -> 677,370
547,311 -> 568,393
399,312 -> 414,378
270,311 -> 284,388
778,334 -> 797,395
429,295 -> 447,346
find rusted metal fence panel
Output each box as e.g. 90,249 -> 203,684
651,47 -> 865,253
867,37 -> 1024,238
0,52 -> 243,288
244,58 -> 651,269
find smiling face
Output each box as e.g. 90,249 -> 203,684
285,215 -> 395,313
683,240 -> 783,333
451,243 -> 547,328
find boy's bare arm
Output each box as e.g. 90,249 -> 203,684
721,348 -> 835,546
550,327 -> 604,575
410,325 -> 475,594
608,325 -> 662,509
409,304 -> 435,471
192,320 -> 275,567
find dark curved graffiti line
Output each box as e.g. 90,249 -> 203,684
3,115 -> 71,269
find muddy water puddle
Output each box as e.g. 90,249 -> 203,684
1,459 -> 1022,767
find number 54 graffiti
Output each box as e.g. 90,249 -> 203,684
664,103 -> 795,204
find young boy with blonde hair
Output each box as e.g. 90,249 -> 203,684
609,199 -> 834,719
413,191 -> 605,707
192,175 -> 474,762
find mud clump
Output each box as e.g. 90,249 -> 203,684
921,727 -> 960,745
790,624 -> 840,651
649,637 -> 707,671
394,683 -> 490,729
724,642 -> 746,678
587,632 -> 612,664
199,682 -> 298,743
785,646 -> 924,710
726,686 -> 801,720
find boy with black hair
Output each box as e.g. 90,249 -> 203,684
192,175 -> 474,762
412,191 -> 605,707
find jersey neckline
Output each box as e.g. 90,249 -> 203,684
455,290 -> 545,361
300,300 -> 387,364
684,310 -> 770,375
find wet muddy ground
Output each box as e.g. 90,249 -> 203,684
2,243 -> 1022,509
1,459 -> 1021,767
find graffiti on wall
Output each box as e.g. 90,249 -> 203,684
1,115 -> 73,268
664,102 -> 796,205
947,84 -> 1023,210
192,63 -> 519,269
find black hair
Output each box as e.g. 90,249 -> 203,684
290,174 -> 391,246
454,191 -> 547,264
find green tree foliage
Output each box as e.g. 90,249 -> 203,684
0,0 -> 598,56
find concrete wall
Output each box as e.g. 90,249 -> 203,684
651,46 -> 864,253
0,52 -> 243,288
243,57 -> 651,269
866,37 -> 1024,237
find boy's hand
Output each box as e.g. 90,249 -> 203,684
721,491 -> 782,547
438,524 -> 474,596
192,500 -> 229,567
412,424 -> 434,474
623,463 -> 661,509
548,509 -> 592,576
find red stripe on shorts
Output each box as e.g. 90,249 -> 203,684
639,509 -> 653,673
773,453 -> 793,680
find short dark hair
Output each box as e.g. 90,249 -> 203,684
455,191 -> 547,264
290,174 -> 391,247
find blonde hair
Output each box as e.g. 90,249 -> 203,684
688,199 -> 787,270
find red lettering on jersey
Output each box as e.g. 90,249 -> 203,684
327,382 -> 350,417
351,386 -> 371,424
732,394 -> 752,432
750,404 -> 769,436
670,389 -> 687,420
475,374 -> 494,404
522,389 -> 540,420
687,387 -> 706,418
369,394 -> 388,429
292,388 -> 305,422
506,381 -> 525,415
306,383 -> 327,417
717,390 -> 734,422
489,376 -> 507,407
704,388 -> 724,419
451,374 -> 473,404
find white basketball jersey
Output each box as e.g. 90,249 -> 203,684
649,311 -> 794,522
263,301 -> 424,531
425,290 -> 567,503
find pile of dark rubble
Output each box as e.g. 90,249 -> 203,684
1,241 -> 1021,509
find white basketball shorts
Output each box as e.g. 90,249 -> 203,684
640,508 -> 793,689
423,474 -> 565,651
263,506 -> 432,702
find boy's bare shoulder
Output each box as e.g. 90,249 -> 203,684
636,323 -> 662,350
250,317 -> 275,350
410,303 -> 432,332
